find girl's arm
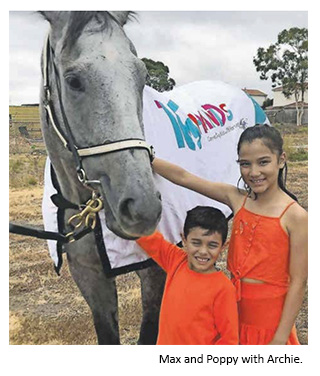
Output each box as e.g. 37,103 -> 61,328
269,207 -> 308,345
152,158 -> 242,210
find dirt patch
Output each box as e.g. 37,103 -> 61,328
9,192 -> 143,345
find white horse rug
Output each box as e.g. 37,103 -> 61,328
42,80 -> 268,276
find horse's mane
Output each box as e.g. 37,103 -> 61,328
64,12 -> 112,50
40,11 -> 137,51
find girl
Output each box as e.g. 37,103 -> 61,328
152,124 -> 307,345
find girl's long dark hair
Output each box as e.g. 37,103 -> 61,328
237,124 -> 298,202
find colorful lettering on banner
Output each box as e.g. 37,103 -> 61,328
154,99 -> 234,151
154,100 -> 202,150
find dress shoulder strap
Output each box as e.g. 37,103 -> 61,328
279,201 -> 297,219
241,194 -> 249,208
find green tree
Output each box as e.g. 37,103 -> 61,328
262,98 -> 273,109
142,58 -> 176,92
253,27 -> 308,125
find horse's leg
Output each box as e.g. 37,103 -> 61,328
66,238 -> 120,345
136,264 -> 166,344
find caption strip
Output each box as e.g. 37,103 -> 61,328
159,354 -> 302,365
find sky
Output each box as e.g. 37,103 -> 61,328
9,10 -> 308,105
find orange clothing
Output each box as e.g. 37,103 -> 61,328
239,283 -> 299,344
137,232 -> 239,345
227,196 -> 300,345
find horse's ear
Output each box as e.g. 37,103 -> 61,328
38,11 -> 69,43
109,11 -> 132,26
38,11 -> 61,24
38,11 -> 70,31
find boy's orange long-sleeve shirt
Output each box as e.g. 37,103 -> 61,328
137,232 -> 239,345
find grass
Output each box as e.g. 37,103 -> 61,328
274,123 -> 308,162
9,123 -> 47,188
9,154 -> 46,188
288,148 -> 308,161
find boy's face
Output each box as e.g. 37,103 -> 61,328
182,227 -> 224,274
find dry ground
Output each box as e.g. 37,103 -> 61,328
9,125 -> 308,345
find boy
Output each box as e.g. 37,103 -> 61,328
136,206 -> 239,345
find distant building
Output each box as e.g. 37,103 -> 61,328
242,88 -> 268,107
270,85 -> 308,109
264,84 -> 308,125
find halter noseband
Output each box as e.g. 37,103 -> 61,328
42,33 -> 154,190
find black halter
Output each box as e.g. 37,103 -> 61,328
42,33 -> 154,190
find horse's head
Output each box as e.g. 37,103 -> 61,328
39,11 -> 161,239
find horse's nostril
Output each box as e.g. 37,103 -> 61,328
119,198 -> 135,222
156,191 -> 162,201
119,195 -> 161,227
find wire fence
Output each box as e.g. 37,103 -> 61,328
9,106 -> 46,155
9,107 -> 47,187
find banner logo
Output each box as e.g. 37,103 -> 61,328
155,99 -> 233,150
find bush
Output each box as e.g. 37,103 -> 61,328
289,148 -> 308,162
27,177 -> 38,186
10,159 -> 23,173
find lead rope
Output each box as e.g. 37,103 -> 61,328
9,190 -> 104,244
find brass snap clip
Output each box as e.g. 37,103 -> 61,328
68,197 -> 103,231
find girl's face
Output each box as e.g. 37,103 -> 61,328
238,139 -> 286,195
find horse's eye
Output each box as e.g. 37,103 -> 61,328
65,75 -> 84,91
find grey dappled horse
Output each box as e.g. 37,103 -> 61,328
39,11 -> 165,344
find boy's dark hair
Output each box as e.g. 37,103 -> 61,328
237,123 -> 298,202
183,206 -> 228,244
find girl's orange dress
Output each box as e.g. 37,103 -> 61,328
227,196 -> 300,345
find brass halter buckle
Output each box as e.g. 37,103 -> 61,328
68,196 -> 103,233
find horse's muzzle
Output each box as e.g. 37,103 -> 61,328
99,174 -> 162,239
